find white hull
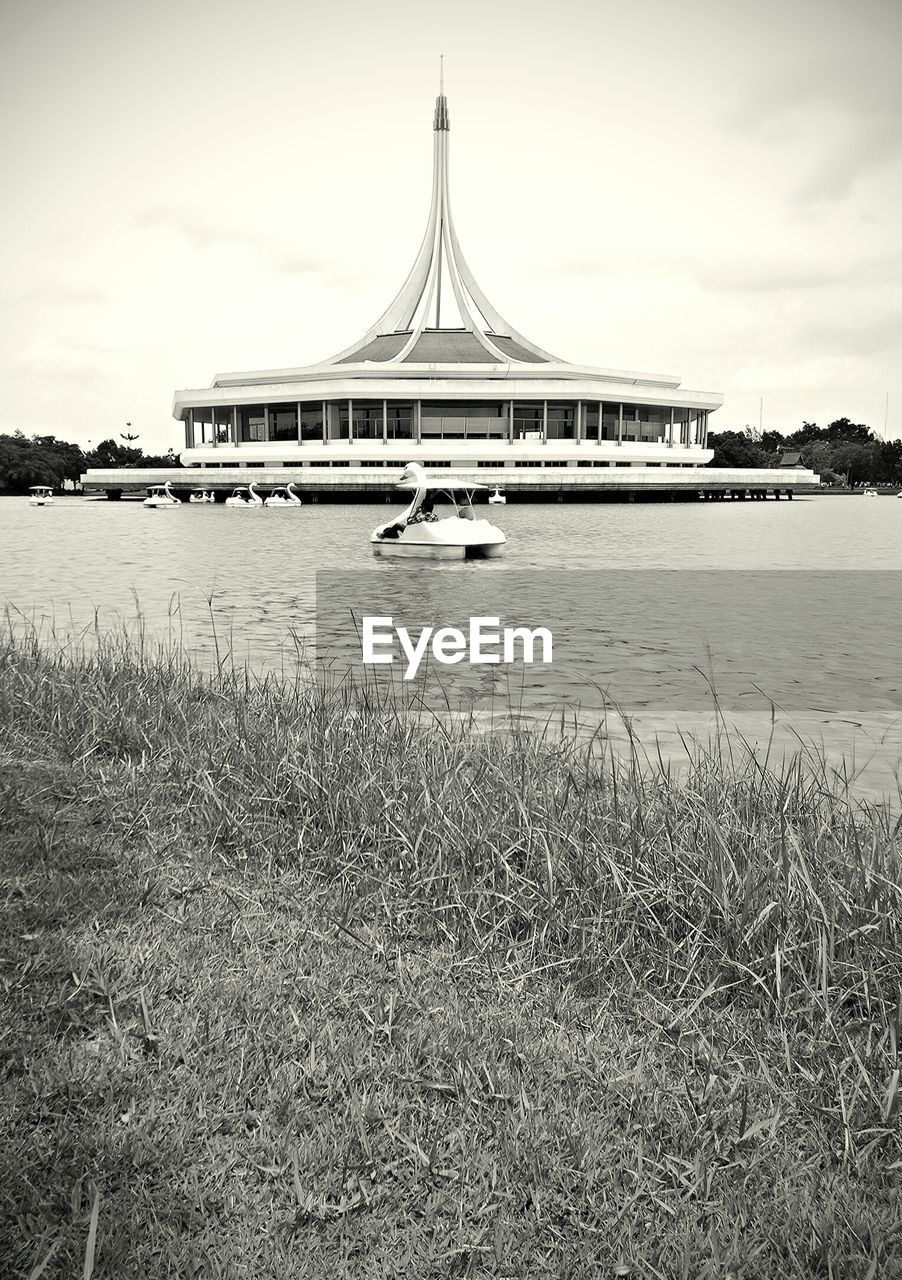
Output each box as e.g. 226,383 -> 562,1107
371,540 -> 505,560
28,497 -> 53,506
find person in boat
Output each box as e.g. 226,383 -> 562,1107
410,496 -> 437,524
458,501 -> 475,520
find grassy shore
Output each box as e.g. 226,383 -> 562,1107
1,629 -> 900,1279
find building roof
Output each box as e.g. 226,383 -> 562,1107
172,80 -> 726,419
780,451 -> 803,466
318,79 -> 559,370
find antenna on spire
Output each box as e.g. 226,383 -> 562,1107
440,54 -> 444,94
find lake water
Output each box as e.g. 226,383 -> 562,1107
3,495 -> 901,799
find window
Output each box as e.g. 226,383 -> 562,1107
269,405 -> 298,442
352,402 -> 383,440
239,406 -> 265,443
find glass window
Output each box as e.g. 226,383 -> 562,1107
239,405 -> 265,443
300,404 -> 323,441
621,405 -> 639,442
269,406 -> 298,442
387,404 -> 414,439
326,402 -> 349,440
352,401 -> 383,440
601,402 -> 619,441
213,407 -> 233,444
546,404 -> 575,440
513,402 -> 542,441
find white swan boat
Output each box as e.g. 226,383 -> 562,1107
264,483 -> 302,507
371,463 -> 506,559
862,488 -> 878,498
189,488 -> 215,503
225,484 -> 263,507
28,485 -> 54,506
143,481 -> 180,508
488,487 -> 507,505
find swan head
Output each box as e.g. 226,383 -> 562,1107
398,462 -> 425,487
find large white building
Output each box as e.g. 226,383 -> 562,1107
84,82 -> 813,499
169,83 -> 727,492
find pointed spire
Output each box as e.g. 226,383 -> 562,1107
434,56 -> 449,131
324,78 -> 559,366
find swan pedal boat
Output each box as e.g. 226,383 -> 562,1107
28,486 -> 54,506
225,484 -> 263,507
264,483 -> 302,507
488,487 -> 507,505
862,488 -> 878,498
371,463 -> 506,560
143,482 -> 180,508
189,489 -> 215,503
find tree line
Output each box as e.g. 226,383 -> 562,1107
0,432 -> 176,493
708,418 -> 902,486
2,419 -> 901,492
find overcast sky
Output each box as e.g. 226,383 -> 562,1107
1,0 -> 900,453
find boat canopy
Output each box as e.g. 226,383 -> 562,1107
29,485 -> 53,492
396,475 -> 488,491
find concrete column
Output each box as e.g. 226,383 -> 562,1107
263,405 -> 270,442
296,402 -> 302,444
617,403 -> 623,446
211,410 -> 217,448
382,398 -> 388,445
348,398 -> 354,444
509,399 -> 514,444
575,401 -> 581,445
669,407 -> 674,448
187,409 -> 195,450
415,401 -> 422,444
322,400 -> 327,443
542,400 -> 548,444
598,400 -> 603,445
232,406 -> 238,446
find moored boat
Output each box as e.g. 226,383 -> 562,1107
264,482 -> 302,507
225,483 -> 263,507
28,485 -> 54,506
488,487 -> 506,505
143,481 -> 180,508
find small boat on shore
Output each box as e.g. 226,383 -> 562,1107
264,483 -> 302,507
28,485 -> 54,506
371,463 -> 506,559
488,487 -> 506,505
862,488 -> 879,498
143,481 -> 180,508
189,489 -> 215,504
225,484 -> 263,507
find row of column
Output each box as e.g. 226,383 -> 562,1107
188,403 -> 710,449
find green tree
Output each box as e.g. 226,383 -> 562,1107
707,430 -> 768,468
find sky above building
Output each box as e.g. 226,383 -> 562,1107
1,0 -> 900,452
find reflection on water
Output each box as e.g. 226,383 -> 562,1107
2,496 -> 901,797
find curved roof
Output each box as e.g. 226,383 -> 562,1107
319,81 -> 560,371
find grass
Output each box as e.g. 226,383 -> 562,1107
1,624 -> 901,1278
